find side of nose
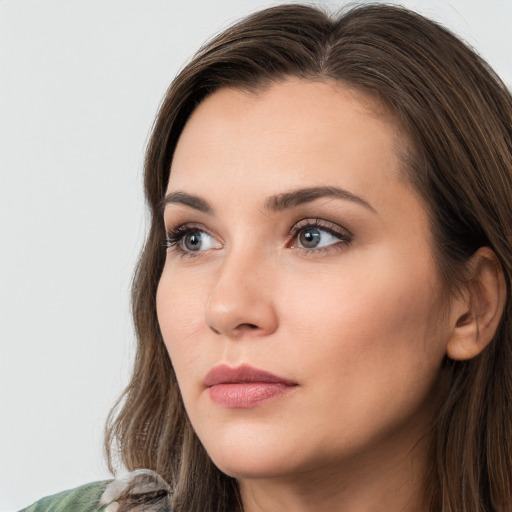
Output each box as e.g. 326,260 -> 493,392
204,250 -> 278,339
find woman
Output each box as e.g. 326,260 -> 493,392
21,3 -> 511,512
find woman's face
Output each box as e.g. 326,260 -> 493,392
157,79 -> 452,481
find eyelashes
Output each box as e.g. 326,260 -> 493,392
164,218 -> 353,258
165,224 -> 206,249
288,219 -> 352,252
164,224 -> 220,256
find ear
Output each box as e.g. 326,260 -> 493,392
446,247 -> 506,361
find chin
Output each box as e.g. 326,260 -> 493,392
198,425 -> 307,480
210,452 -> 297,480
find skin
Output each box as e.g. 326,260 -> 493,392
156,79 -> 457,512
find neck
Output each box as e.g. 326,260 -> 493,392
238,429 -> 431,512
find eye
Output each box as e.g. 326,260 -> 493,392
290,220 -> 352,251
166,225 -> 221,254
295,227 -> 339,249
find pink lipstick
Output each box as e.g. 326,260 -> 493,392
203,364 -> 297,408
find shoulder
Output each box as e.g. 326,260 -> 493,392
18,469 -> 173,512
18,480 -> 110,512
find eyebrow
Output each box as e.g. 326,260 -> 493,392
160,191 -> 213,214
264,186 -> 376,213
161,186 -> 376,215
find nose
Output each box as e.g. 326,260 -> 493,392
204,249 -> 278,339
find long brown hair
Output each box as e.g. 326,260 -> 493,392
105,4 -> 512,511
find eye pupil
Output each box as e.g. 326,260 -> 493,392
299,228 -> 321,248
183,231 -> 202,251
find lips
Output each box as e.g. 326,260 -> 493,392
203,364 -> 298,408
204,364 -> 296,386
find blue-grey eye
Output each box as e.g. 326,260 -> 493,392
298,228 -> 321,248
183,231 -> 202,251
181,230 -> 220,252
296,227 -> 343,249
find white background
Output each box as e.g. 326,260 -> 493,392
1,1 -> 511,510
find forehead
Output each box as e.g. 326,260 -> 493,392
167,79 -> 408,212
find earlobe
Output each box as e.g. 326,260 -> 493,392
446,247 -> 506,361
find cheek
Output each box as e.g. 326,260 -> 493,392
274,259 -> 447,450
156,268 -> 208,377
279,249 -> 447,389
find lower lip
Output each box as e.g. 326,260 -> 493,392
208,382 -> 295,408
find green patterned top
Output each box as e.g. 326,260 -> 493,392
19,481 -> 110,512
18,470 -> 174,511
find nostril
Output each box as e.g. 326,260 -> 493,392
208,323 -> 258,335
239,323 -> 259,330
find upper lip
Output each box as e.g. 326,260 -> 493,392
203,364 -> 297,387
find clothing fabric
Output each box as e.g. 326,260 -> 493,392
19,470 -> 173,512
18,481 -> 109,512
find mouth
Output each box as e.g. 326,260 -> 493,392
203,364 -> 298,408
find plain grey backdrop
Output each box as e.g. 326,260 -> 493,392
1,0 -> 511,510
